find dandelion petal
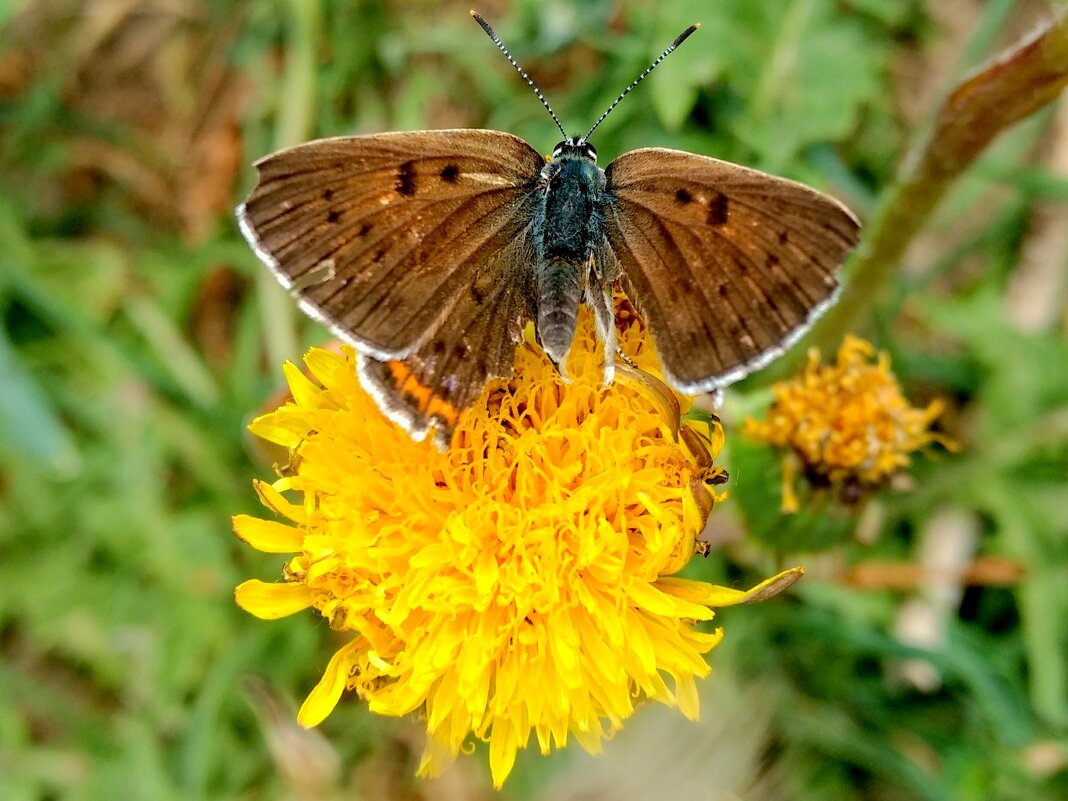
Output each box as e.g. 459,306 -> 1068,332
234,579 -> 313,619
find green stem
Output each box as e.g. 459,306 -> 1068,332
749,0 -> 815,123
257,0 -> 322,368
815,8 -> 1068,343
276,0 -> 321,150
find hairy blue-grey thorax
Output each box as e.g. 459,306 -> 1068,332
540,150 -> 606,260
534,141 -> 607,374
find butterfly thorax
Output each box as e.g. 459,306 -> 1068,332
535,142 -> 607,375
540,147 -> 604,259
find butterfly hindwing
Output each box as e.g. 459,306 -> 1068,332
238,129 -> 545,360
357,223 -> 539,447
602,147 -> 860,393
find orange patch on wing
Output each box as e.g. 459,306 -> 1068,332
388,361 -> 461,425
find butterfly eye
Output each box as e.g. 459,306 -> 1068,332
550,139 -> 598,162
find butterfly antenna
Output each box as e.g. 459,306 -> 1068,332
471,10 -> 568,140
583,22 -> 700,142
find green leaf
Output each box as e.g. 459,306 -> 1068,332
726,435 -> 858,553
843,0 -> 919,27
736,0 -> 886,169
0,325 -> 80,476
667,0 -> 889,170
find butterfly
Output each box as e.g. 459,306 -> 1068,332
238,12 -> 860,449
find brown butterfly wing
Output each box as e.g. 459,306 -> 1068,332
602,147 -> 860,393
237,129 -> 545,360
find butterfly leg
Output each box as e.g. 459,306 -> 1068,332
584,252 -> 618,388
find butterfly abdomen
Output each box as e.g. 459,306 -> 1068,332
535,154 -> 607,373
536,257 -> 582,371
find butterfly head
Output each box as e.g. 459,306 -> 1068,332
551,137 -> 597,163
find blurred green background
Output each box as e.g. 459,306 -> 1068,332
1,1 -> 1066,799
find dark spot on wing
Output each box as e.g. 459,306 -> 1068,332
326,210 -> 341,224
778,230 -> 789,245
471,283 -> 486,305
432,339 -> 446,355
665,274 -> 694,305
453,343 -> 469,360
322,188 -> 334,201
717,283 -> 729,297
357,222 -> 372,236
440,163 -> 460,183
396,161 -> 416,196
766,253 -> 780,268
675,188 -> 692,204
707,193 -> 729,226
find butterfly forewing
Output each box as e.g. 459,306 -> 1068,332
238,129 -> 545,359
602,147 -> 859,392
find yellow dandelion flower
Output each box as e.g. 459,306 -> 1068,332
743,334 -> 950,513
235,305 -> 800,787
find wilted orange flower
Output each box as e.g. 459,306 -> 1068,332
744,334 -> 949,512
